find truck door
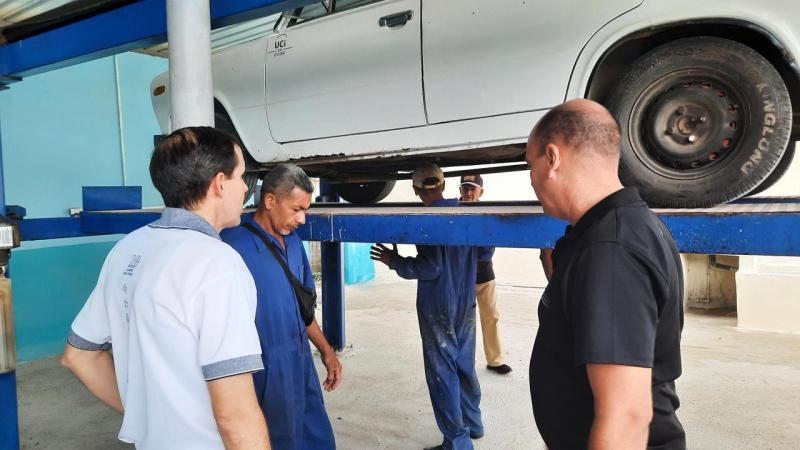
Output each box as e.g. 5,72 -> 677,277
422,0 -> 643,124
266,0 -> 426,143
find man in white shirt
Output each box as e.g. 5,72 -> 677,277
61,127 -> 270,450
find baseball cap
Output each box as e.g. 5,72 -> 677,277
460,174 -> 483,188
412,163 -> 445,189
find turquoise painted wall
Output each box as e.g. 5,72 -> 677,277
1,53 -> 167,362
1,52 -> 374,362
0,53 -> 166,218
344,243 -> 375,284
11,240 -> 118,361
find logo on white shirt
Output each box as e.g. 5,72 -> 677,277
123,255 -> 142,276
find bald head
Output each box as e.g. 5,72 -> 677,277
526,99 -> 625,223
530,99 -> 621,159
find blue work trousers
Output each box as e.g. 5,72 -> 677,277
417,298 -> 483,450
257,338 -> 336,450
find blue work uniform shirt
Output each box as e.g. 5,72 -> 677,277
222,215 -> 335,450
386,198 -> 491,450
221,215 -> 313,395
389,198 -> 494,295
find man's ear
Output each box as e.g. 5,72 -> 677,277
263,192 -> 276,210
545,143 -> 561,178
210,172 -> 226,197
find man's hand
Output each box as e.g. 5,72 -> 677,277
370,243 -> 398,266
306,319 -> 343,392
321,351 -> 343,392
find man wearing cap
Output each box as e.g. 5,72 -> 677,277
459,175 -> 511,376
371,163 -> 491,450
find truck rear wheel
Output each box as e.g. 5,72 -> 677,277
606,37 -> 792,208
746,143 -> 795,196
215,108 -> 261,203
334,180 -> 396,203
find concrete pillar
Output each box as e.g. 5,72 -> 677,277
681,254 -> 738,310
166,0 -> 214,130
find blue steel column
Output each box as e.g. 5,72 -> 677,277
318,181 -> 345,350
0,112 -> 20,449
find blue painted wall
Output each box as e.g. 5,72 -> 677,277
1,52 -> 167,362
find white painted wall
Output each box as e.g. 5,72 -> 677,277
384,170 -> 534,203
756,143 -> 800,197
737,144 -> 800,333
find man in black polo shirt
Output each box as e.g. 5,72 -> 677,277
526,99 -> 686,449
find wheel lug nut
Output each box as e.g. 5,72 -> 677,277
688,135 -> 697,143
699,116 -> 707,123
677,106 -> 686,115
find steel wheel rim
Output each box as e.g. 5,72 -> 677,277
628,68 -> 748,181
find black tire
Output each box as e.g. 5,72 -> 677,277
242,171 -> 261,204
334,180 -> 396,203
746,143 -> 795,196
215,109 -> 261,202
606,37 -> 792,208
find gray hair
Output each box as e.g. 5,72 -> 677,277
260,163 -> 314,198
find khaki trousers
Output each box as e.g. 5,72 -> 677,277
476,279 -> 504,366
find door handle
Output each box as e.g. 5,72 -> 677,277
379,10 -> 413,28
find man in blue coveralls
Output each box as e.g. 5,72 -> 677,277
222,164 -> 341,450
371,163 -> 491,450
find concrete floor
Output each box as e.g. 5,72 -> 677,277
16,248 -> 800,449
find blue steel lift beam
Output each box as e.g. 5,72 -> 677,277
317,182 -> 345,351
14,196 -> 800,360
16,199 -> 800,256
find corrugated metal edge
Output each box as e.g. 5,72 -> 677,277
138,13 -> 281,58
0,0 -> 75,24
1,1 -> 280,57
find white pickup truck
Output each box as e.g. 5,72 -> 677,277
151,0 -> 800,206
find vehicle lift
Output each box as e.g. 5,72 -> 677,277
1,0 -> 800,448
